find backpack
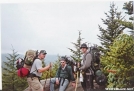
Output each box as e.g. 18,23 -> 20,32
95,70 -> 107,86
16,50 -> 38,77
86,45 -> 107,85
89,46 -> 101,71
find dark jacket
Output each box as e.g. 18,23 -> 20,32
56,65 -> 75,82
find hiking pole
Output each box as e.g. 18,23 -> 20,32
49,62 -> 52,90
43,71 -> 49,91
75,62 -> 80,91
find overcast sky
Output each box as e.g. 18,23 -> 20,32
1,1 -> 128,55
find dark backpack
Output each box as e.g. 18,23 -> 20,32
89,46 -> 101,71
95,70 -> 107,86
86,45 -> 107,85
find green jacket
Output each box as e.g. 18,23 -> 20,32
55,65 -> 75,81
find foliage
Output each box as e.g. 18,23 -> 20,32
102,34 -> 134,87
68,30 -> 83,62
2,49 -> 28,91
97,3 -> 126,54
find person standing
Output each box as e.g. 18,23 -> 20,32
79,43 -> 94,91
27,50 -> 51,91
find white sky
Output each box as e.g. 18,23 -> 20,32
1,1 -> 130,55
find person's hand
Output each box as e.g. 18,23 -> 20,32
71,82 -> 76,88
56,79 -> 59,85
76,67 -> 80,72
49,62 -> 52,68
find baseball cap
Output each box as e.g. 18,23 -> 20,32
39,50 -> 47,55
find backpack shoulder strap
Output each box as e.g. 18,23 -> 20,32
84,52 -> 90,60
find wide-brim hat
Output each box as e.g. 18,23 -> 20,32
80,43 -> 88,49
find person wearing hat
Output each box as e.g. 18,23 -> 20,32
78,43 -> 94,91
27,50 -> 52,91
50,56 -> 76,91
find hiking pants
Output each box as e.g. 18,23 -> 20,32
27,77 -> 43,91
81,74 -> 94,91
50,78 -> 69,91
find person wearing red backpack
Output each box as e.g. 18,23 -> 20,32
27,50 -> 52,91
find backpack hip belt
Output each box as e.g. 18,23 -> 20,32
27,73 -> 40,78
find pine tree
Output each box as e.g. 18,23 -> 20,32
122,1 -> 133,34
68,30 -> 83,62
97,3 -> 126,54
2,49 -> 28,91
41,60 -> 60,80
102,34 -> 134,87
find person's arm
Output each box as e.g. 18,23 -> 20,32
37,61 -> 51,73
38,65 -> 51,73
79,53 -> 92,70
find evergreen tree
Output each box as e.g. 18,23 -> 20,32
41,60 -> 60,80
97,3 -> 126,54
2,49 -> 28,91
68,30 -> 83,62
102,34 -> 134,87
122,1 -> 133,34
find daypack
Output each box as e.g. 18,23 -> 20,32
16,50 -> 38,77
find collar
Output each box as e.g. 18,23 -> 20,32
62,64 -> 67,70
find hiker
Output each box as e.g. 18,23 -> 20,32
50,56 -> 76,91
77,43 -> 94,91
27,50 -> 52,91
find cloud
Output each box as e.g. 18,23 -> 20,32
1,1 -> 126,55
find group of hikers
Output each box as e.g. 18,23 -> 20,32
17,43 -> 106,91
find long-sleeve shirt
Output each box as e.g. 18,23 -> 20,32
55,65 -> 75,82
79,51 -> 93,75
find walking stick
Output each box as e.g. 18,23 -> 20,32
75,62 -> 80,91
44,62 -> 51,91
49,63 -> 52,90
44,71 -> 49,91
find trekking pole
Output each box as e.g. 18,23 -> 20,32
75,62 -> 80,91
49,62 -> 52,90
43,71 -> 49,91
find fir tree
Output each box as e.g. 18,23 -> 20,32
102,34 -> 134,87
122,1 -> 133,34
2,49 -> 28,91
97,3 -> 126,54
68,30 -> 83,62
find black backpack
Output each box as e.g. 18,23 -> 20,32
16,58 -> 25,70
88,45 -> 107,85
85,45 -> 101,72
95,70 -> 107,86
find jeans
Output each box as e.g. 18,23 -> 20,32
50,78 -> 69,91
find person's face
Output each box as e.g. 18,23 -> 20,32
39,53 -> 46,59
81,47 -> 87,53
60,60 -> 66,67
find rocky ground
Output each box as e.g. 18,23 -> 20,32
24,79 -> 105,91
